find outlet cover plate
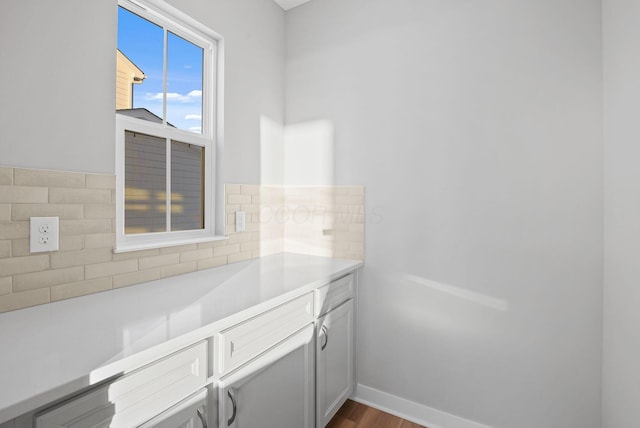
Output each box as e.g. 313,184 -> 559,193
30,217 -> 59,253
235,211 -> 246,233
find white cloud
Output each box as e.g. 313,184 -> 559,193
185,114 -> 202,121
188,126 -> 202,133
145,90 -> 202,103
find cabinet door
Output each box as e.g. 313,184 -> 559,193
218,325 -> 314,428
139,388 -> 211,428
316,300 -> 354,428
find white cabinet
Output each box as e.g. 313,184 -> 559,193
35,342 -> 208,428
315,274 -> 354,318
316,300 -> 355,428
217,292 -> 314,375
217,325 -> 315,428
10,267 -> 361,428
139,389 -> 209,428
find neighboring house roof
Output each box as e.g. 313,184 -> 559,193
116,108 -> 175,127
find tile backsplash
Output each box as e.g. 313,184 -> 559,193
0,166 -> 364,313
282,186 -> 365,260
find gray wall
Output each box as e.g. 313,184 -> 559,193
0,0 -> 285,184
602,1 -> 640,427
285,1 -> 603,427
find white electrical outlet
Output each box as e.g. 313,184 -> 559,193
30,217 -> 59,253
235,211 -> 246,232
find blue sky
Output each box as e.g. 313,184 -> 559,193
117,6 -> 203,133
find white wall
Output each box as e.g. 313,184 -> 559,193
285,1 -> 603,427
0,0 -> 116,174
602,1 -> 640,427
0,0 -> 284,183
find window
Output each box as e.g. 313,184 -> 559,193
115,0 -> 223,252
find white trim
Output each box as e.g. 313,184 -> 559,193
113,235 -> 228,254
352,384 -> 495,428
214,38 -> 225,236
116,0 -> 225,252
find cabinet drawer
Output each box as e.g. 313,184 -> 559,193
315,274 -> 354,317
218,292 -> 314,375
36,342 -> 207,428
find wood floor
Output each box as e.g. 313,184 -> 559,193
326,399 -> 425,428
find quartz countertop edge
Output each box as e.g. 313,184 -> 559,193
0,253 -> 363,423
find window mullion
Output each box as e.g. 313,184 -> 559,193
163,27 -> 170,232
166,137 -> 171,232
162,27 -> 168,126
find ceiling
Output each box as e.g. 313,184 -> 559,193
273,0 -> 312,11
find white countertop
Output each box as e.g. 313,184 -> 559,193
0,253 -> 362,423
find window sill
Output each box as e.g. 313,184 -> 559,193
113,235 -> 229,254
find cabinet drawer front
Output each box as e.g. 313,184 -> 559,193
315,274 -> 354,317
218,292 -> 314,375
36,342 -> 207,428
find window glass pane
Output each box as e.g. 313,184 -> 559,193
125,131 -> 167,234
171,141 -> 204,231
167,31 -> 204,133
117,7 -> 165,123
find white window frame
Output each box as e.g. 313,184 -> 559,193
115,0 -> 226,253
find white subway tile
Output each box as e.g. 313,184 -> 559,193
49,187 -> 111,204
0,204 -> 10,222
241,241 -> 259,252
225,184 -> 241,195
113,269 -> 161,289
240,185 -> 260,195
227,194 -> 252,205
0,168 -> 13,185
13,266 -> 84,292
10,239 -> 29,257
197,239 -> 229,249
0,277 -> 11,296
51,278 -> 112,302
51,248 -> 113,269
85,233 -> 115,249
197,256 -> 227,270
59,236 -> 85,252
85,174 -> 116,189
348,186 -> 365,196
180,248 -> 213,263
0,186 -> 48,203
0,288 -> 49,313
213,243 -> 240,257
227,232 -> 252,244
60,219 -> 112,235
0,240 -> 10,259
84,204 -> 115,219
0,254 -> 49,276
15,169 -> 84,188
85,259 -> 138,279
161,261 -> 197,278
12,203 -> 84,220
160,244 -> 197,254
227,251 -> 253,264
139,253 -> 180,270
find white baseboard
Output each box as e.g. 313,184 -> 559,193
352,384 -> 494,428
